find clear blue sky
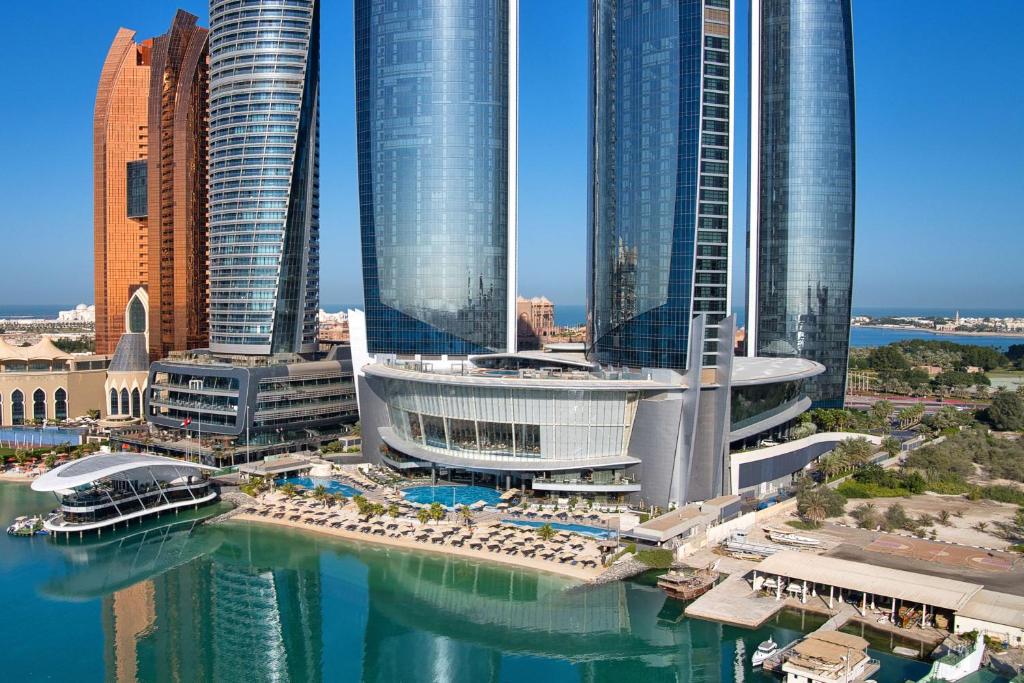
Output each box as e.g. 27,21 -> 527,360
0,1 -> 1020,310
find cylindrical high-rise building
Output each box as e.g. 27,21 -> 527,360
355,0 -> 518,356
207,0 -> 320,355
746,0 -> 856,408
588,0 -> 734,371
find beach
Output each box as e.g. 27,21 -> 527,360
230,510 -> 603,582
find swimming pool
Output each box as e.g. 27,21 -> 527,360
0,427 -> 84,448
275,477 -> 361,498
502,519 -> 613,539
401,485 -> 503,509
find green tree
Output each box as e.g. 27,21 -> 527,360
43,453 -> 57,469
458,505 -> 474,526
416,508 -> 431,524
280,482 -> 299,499
870,400 -> 894,431
353,494 -> 371,515
312,484 -> 329,506
428,501 -> 445,522
986,390 -> 1024,431
883,503 -> 914,531
868,346 -> 910,371
387,503 -> 400,518
797,486 -> 847,526
881,436 -> 901,458
537,523 -> 556,541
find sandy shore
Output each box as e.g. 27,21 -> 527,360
230,512 -> 603,582
0,473 -> 36,483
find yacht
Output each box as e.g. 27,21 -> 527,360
751,638 -> 779,667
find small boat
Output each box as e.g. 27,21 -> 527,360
6,516 -> 47,537
767,530 -> 822,547
892,646 -> 918,658
751,638 -> 779,667
657,561 -> 719,601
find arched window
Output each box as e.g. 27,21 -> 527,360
131,388 -> 141,418
33,389 -> 46,423
110,388 -> 118,415
11,390 -> 24,425
120,388 -> 130,416
54,388 -> 68,422
127,294 -> 147,333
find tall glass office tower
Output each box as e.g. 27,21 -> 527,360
207,0 -> 320,355
355,0 -> 518,356
747,0 -> 856,408
589,0 -> 734,370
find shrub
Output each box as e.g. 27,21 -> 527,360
797,485 -> 847,523
635,549 -> 673,569
883,503 -> 915,531
836,481 -> 907,499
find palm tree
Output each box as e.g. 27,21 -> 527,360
458,505 -> 473,527
416,508 -> 431,524
280,482 -> 299,499
537,523 -> 556,542
816,453 -> 842,481
938,510 -> 952,526
802,498 -> 827,527
312,484 -> 328,507
429,501 -> 445,522
370,503 -> 385,518
387,504 -> 400,518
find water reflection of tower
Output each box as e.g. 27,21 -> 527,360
211,561 -> 323,683
101,560 -> 217,682
611,238 -> 639,328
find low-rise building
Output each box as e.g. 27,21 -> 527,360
0,337 -> 110,423
781,631 -> 876,683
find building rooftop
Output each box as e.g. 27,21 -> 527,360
108,333 -> 149,373
0,336 -> 74,362
32,453 -> 217,491
730,357 -> 825,385
787,631 -> 870,672
958,589 -> 1024,629
757,551 -> 982,612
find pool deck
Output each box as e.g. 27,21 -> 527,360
231,512 -> 603,583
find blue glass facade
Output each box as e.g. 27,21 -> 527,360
355,0 -> 515,356
589,0 -> 732,371
748,0 -> 855,408
207,0 -> 320,355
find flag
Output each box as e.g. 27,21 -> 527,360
180,417 -> 192,428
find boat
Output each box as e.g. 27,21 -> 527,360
657,561 -> 719,600
6,516 -> 47,537
892,646 -> 918,658
751,638 -> 779,667
767,530 -> 822,547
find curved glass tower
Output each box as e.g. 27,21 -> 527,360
355,0 -> 518,356
207,0 -> 320,355
747,0 -> 856,408
589,0 -> 734,370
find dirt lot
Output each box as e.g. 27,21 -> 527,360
834,492 -> 1019,550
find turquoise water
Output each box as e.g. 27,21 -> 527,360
401,484 -> 503,508
0,482 -> 935,682
503,518 -> 614,539
0,426 -> 83,447
276,476 -> 361,498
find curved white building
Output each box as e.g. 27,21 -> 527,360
32,453 -> 217,535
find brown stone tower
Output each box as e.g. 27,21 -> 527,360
93,30 -> 152,355
146,10 -> 209,360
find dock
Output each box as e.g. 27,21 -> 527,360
684,574 -> 785,627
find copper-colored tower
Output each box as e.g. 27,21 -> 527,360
147,10 -> 209,360
93,30 -> 152,355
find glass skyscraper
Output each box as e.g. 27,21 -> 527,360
746,0 -> 856,408
588,0 -> 734,370
355,0 -> 518,356
207,0 -> 320,355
